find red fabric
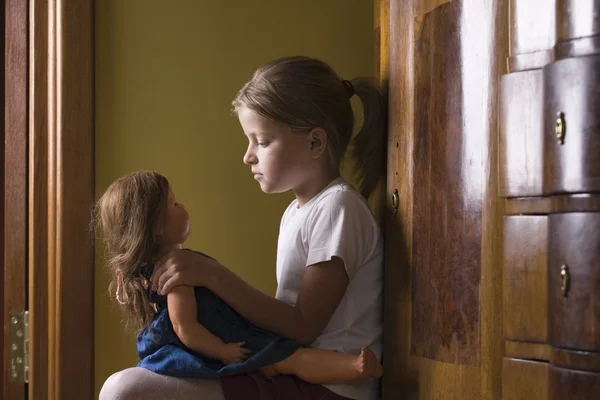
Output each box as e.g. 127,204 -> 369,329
221,373 -> 352,400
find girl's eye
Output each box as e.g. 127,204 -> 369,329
258,142 -> 269,147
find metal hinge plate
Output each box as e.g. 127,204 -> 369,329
9,311 -> 29,383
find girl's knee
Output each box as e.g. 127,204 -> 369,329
99,367 -> 226,400
98,367 -> 151,400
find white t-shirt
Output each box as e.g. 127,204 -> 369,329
276,177 -> 383,400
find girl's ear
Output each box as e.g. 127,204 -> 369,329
309,127 -> 328,159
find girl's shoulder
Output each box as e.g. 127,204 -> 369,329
281,179 -> 376,229
312,182 -> 373,217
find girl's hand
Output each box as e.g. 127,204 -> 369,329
151,250 -> 219,295
219,341 -> 251,364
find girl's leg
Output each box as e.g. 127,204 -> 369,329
270,347 -> 382,384
99,367 -> 225,400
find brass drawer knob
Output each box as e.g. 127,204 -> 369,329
555,112 -> 566,145
391,189 -> 399,214
560,264 -> 570,297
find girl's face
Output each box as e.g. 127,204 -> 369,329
160,187 -> 190,247
238,107 -> 313,194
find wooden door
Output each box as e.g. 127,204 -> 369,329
2,0 -> 29,398
2,0 -> 94,399
382,0 -> 507,398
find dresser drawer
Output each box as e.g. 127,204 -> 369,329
500,71 -> 546,197
510,0 -> 556,55
556,0 -> 600,43
548,213 -> 600,351
503,358 -> 549,400
503,216 -> 548,342
552,347 -> 600,373
507,0 -> 555,71
550,365 -> 600,400
544,56 -> 600,194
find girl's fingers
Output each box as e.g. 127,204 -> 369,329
160,274 -> 177,295
150,262 -> 167,290
157,273 -> 170,295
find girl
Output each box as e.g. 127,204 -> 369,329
96,171 -> 382,385
100,56 -> 385,400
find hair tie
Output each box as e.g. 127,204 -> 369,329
115,286 -> 128,305
341,79 -> 354,98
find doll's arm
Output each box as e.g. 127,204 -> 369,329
167,286 -> 250,364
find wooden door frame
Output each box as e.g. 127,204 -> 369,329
0,0 -> 28,399
3,0 -> 28,399
3,0 -> 94,399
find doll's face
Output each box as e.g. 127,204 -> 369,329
160,187 -> 190,246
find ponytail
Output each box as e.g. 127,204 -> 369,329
350,77 -> 387,200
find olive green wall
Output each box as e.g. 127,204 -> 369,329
95,0 -> 373,396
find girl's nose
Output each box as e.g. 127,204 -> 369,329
243,145 -> 257,165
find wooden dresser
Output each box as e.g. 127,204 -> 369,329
500,1 -> 600,398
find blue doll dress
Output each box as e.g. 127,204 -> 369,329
136,250 -> 300,379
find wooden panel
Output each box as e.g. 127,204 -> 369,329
480,2 -> 508,399
507,51 -> 554,74
509,0 -> 555,56
549,365 -> 600,400
504,195 -> 600,216
505,341 -> 551,362
55,0 -> 95,398
544,55 -> 600,194
386,0 -> 506,398
555,36 -> 600,60
507,0 -> 555,72
29,0 -> 94,399
549,213 -> 600,352
29,0 -> 50,398
384,0 -> 419,391
374,0 -> 389,85
556,0 -> 600,43
499,70 -> 545,197
384,0 -> 418,396
503,216 -> 548,342
3,0 -> 28,398
0,0 -> 5,394
552,348 -> 600,372
417,360 -> 481,400
502,358 -> 549,400
412,0 -> 481,365
414,0 -> 451,17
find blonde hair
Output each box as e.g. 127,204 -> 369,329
233,56 -> 387,200
95,171 -> 169,332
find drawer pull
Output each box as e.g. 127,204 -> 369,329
555,112 -> 566,145
391,189 -> 399,214
560,264 -> 570,297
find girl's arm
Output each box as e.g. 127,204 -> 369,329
155,251 -> 349,345
167,286 -> 250,364
212,257 -> 349,344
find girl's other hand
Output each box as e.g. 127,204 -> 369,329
219,341 -> 251,364
151,249 -> 219,294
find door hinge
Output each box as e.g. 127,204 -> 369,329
9,311 -> 29,383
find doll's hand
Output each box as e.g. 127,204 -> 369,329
151,249 -> 220,295
219,341 -> 251,364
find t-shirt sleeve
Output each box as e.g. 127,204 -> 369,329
305,192 -> 370,279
